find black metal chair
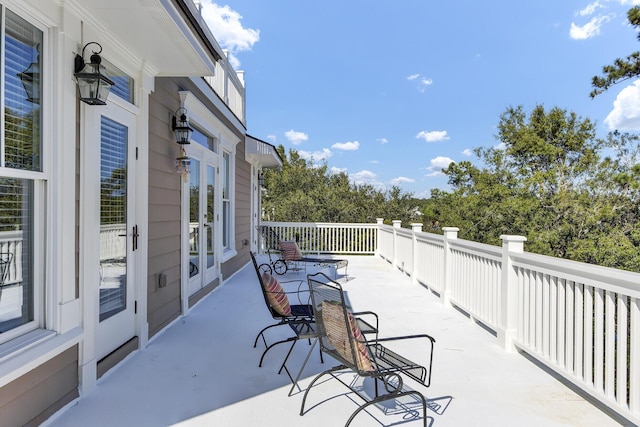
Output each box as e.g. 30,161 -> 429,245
250,251 -> 317,375
300,272 -> 436,427
256,225 -> 348,278
251,252 -> 377,385
0,252 -> 13,301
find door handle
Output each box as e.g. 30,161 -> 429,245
132,225 -> 139,251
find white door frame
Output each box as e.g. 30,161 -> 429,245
180,143 -> 219,312
80,96 -> 141,364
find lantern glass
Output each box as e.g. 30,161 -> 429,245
76,62 -> 114,105
173,110 -> 194,144
18,61 -> 40,104
175,156 -> 191,175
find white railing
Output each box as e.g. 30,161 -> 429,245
203,55 -> 245,124
100,224 -> 126,261
260,222 -> 377,254
261,219 -> 640,424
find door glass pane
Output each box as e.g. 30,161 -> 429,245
189,159 -> 200,278
99,116 -> 127,322
222,153 -> 230,249
0,178 -> 34,332
206,165 -> 215,269
4,10 -> 42,171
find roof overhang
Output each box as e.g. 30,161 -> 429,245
72,0 -> 225,76
245,135 -> 283,169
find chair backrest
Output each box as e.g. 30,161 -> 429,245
0,252 -> 13,287
249,251 -> 290,319
307,272 -> 374,373
250,251 -> 281,319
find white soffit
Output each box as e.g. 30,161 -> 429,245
75,0 -> 220,76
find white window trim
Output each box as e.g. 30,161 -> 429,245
0,6 -> 50,347
178,91 -> 239,263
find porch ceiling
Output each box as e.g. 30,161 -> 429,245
75,0 -> 224,76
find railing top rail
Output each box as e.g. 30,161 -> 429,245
449,238 -> 502,261
415,232 -> 445,245
263,221 -> 379,229
512,250 -> 640,297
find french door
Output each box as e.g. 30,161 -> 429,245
184,147 -> 219,297
93,103 -> 137,360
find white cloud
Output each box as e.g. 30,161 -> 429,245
370,160 -> 379,164
570,15 -> 611,39
266,134 -> 276,142
377,138 -> 388,144
390,176 -> 415,185
604,80 -> 640,130
416,130 -> 450,142
578,2 -> 604,16
298,148 -> 332,161
620,0 -> 640,6
330,166 -> 347,174
426,156 -> 454,176
332,141 -> 360,151
349,170 -> 385,189
407,74 -> 433,92
285,129 -> 308,145
200,2 -> 260,69
462,148 -> 473,156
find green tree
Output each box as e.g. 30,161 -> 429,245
261,146 -> 420,225
424,105 -> 640,271
591,6 -> 640,97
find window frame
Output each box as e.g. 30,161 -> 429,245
0,4 -> 48,347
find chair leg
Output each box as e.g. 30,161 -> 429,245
345,390 -> 427,427
253,322 -> 285,348
278,339 -> 298,375
287,338 -> 318,396
300,365 -> 346,415
259,336 -> 295,367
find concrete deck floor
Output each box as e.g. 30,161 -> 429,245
43,255 -> 624,427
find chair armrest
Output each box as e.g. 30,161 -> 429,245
373,334 -> 436,344
351,311 -> 379,339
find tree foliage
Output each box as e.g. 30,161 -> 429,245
261,145 -> 421,226
591,6 -> 640,97
422,105 -> 640,271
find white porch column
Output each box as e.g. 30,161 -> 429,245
411,223 -> 423,284
392,220 -> 402,270
442,227 -> 459,307
375,218 -> 384,257
498,235 -> 527,352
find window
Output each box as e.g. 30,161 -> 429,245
101,58 -> 134,104
0,8 -> 44,341
222,151 -> 231,251
191,127 -> 216,152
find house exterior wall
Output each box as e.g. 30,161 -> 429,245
0,1 -> 273,424
0,345 -> 78,427
148,78 -> 184,338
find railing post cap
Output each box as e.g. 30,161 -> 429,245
392,220 -> 402,228
376,218 -> 384,224
500,235 -> 527,243
411,223 -> 423,231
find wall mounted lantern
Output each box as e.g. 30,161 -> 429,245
18,48 -> 40,104
258,171 -> 265,187
74,42 -> 114,105
175,147 -> 191,176
172,107 -> 194,144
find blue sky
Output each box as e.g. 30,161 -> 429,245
201,0 -> 640,197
